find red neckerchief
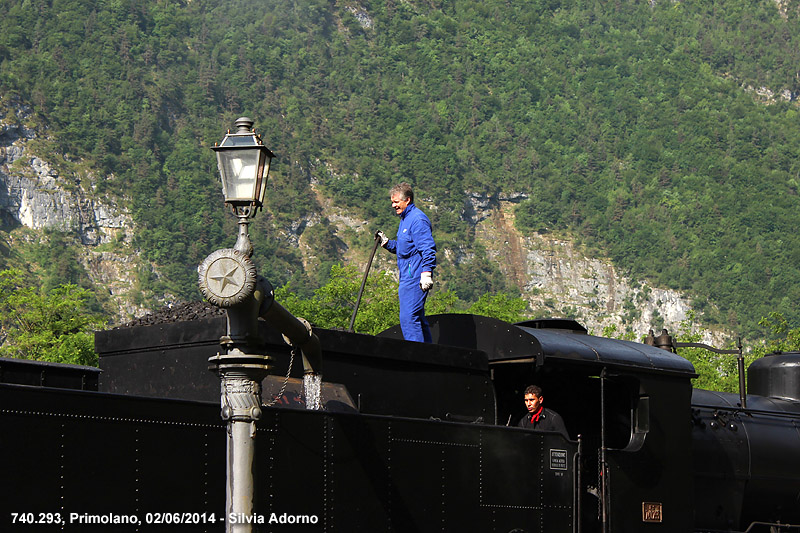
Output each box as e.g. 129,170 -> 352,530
530,406 -> 544,423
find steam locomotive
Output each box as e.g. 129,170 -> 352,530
1,311 -> 799,532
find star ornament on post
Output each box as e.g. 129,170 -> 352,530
198,249 -> 257,308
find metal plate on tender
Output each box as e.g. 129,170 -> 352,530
549,448 -> 567,470
642,502 -> 663,522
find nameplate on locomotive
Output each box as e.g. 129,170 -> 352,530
642,502 -> 663,523
549,449 -> 567,470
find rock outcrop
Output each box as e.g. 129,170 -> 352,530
0,98 -> 147,322
471,195 -> 724,342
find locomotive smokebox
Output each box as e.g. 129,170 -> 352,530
747,352 -> 800,400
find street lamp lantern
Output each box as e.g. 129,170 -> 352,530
212,117 -> 275,257
212,116 -> 275,213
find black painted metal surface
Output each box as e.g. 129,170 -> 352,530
691,388 -> 800,530
748,351 -> 800,401
0,383 -> 226,532
0,356 -> 99,390
9,313 -> 800,532
0,382 -> 576,532
381,313 -> 697,376
380,313 -> 543,363
518,326 -> 697,375
97,317 -> 496,423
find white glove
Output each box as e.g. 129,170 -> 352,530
376,230 -> 388,247
420,271 -> 433,291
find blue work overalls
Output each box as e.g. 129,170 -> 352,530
385,203 -> 437,342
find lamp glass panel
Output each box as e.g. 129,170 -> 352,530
257,157 -> 272,205
217,149 -> 260,201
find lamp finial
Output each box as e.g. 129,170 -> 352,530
234,117 -> 254,134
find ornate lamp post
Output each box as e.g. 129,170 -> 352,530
199,118 -> 323,532
199,117 -> 275,532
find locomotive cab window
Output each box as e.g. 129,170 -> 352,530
491,363 -> 643,450
541,372 -> 641,450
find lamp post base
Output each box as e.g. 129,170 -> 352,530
209,351 -> 272,533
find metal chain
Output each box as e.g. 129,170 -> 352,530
264,347 -> 296,407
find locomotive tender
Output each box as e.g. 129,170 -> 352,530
1,311 -> 799,532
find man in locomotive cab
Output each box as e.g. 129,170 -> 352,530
518,385 -> 568,438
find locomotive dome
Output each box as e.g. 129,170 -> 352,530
747,351 -> 800,401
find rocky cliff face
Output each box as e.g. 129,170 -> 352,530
0,98 -> 146,320
471,194 -> 723,342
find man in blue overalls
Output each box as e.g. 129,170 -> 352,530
377,182 -> 437,343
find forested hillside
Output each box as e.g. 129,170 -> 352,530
2,0 -> 800,338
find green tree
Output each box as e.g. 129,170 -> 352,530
753,312 -> 800,354
466,293 -> 528,324
600,323 -> 636,341
667,312 -> 755,393
426,288 -> 461,316
0,269 -> 105,366
276,264 -> 529,335
276,264 -> 400,335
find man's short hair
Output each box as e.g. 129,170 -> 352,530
524,385 -> 543,397
389,182 -> 414,203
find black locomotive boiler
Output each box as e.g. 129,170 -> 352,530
1,312 -> 799,532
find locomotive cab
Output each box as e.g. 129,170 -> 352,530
419,314 -> 698,533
